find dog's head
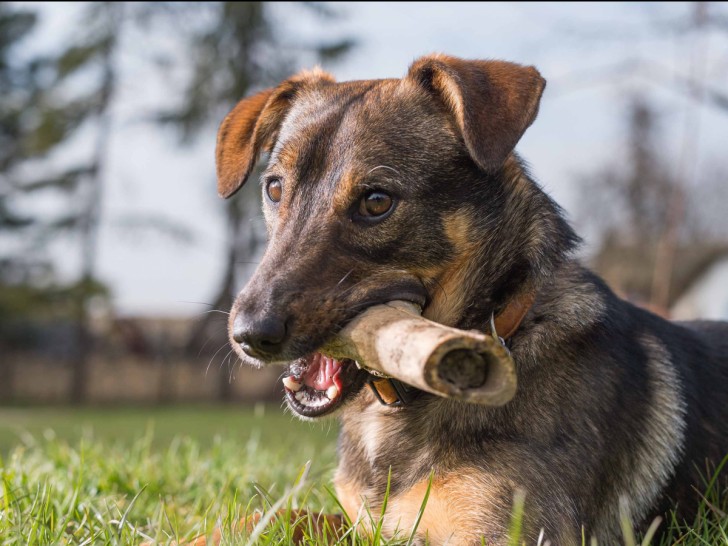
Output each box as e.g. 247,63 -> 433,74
217,54 -> 568,419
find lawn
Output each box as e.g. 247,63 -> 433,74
0,405 -> 335,455
0,405 -> 340,545
0,405 -> 726,545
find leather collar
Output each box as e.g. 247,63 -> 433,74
368,291 -> 535,406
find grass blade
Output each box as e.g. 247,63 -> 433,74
508,488 -> 526,546
406,470 -> 433,546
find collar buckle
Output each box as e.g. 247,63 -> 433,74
368,377 -> 418,406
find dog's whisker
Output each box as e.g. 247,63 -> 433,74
196,336 -> 215,358
335,269 -> 354,288
225,350 -> 237,382
203,309 -> 230,316
335,277 -> 372,298
205,342 -> 231,378
175,300 -> 216,307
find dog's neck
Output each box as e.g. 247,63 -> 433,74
455,156 -> 580,335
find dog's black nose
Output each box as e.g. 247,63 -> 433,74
232,313 -> 287,358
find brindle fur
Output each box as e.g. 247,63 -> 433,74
218,55 -> 728,544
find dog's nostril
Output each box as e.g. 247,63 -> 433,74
254,317 -> 286,348
234,314 -> 287,356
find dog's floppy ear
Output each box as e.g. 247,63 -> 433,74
407,54 -> 546,173
216,68 -> 335,198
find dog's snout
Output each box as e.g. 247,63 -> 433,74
232,312 -> 288,358
231,314 -> 247,344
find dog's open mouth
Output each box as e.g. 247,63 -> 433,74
282,353 -> 364,418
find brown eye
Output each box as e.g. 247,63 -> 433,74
266,179 -> 282,202
358,191 -> 393,218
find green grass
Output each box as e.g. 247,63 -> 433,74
0,406 -> 726,545
0,405 -> 335,455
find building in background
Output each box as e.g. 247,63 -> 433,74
672,254 -> 728,321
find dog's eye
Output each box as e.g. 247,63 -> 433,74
266,179 -> 282,203
358,191 -> 393,218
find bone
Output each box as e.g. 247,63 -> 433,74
321,301 -> 518,406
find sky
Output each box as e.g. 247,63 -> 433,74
24,2 -> 728,317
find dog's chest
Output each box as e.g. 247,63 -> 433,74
341,396 -> 435,473
356,404 -> 407,465
335,403 -> 507,544
336,401 -> 459,537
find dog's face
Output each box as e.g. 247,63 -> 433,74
216,55 -> 546,419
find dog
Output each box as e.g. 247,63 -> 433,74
215,54 -> 728,544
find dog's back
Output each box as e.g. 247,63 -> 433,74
661,319 -> 728,517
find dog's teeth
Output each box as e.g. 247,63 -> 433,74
295,391 -> 305,402
283,376 -> 302,391
326,385 -> 339,400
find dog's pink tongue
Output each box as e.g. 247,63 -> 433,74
303,353 -> 343,391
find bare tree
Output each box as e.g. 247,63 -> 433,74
46,2 -> 126,403
570,2 -> 728,313
579,98 -> 681,243
650,2 -> 711,311
0,3 -> 100,401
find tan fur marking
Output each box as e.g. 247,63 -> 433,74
384,472 -> 504,545
333,474 -> 364,524
386,479 -> 458,543
423,209 -> 479,326
332,171 -> 359,211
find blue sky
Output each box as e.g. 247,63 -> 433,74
26,2 -> 728,316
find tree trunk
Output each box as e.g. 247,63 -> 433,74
185,189 -> 263,402
156,332 -> 175,403
0,352 -> 15,402
649,2 -> 707,313
70,3 -> 120,403
70,297 -> 92,404
215,246 -> 237,402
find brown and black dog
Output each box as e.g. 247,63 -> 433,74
215,54 -> 728,544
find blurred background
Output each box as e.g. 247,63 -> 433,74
1,1 -> 728,408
